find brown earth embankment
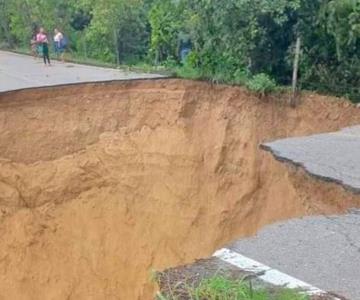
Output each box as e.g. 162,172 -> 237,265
0,79 -> 359,300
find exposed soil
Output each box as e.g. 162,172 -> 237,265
0,79 -> 359,300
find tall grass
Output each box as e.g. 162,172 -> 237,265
157,275 -> 310,300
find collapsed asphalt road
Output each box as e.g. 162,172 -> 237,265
221,127 -> 360,299
1,52 -> 359,299
245,126 -> 360,299
160,124 -> 360,299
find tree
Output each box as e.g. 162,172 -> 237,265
76,0 -> 149,63
299,0 -> 360,100
149,0 -> 182,63
0,0 -> 14,47
0,0 -> 358,101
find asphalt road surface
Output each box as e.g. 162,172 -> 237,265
0,50 -> 164,92
229,211 -> 360,300
262,126 -> 360,192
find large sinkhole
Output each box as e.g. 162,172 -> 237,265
0,79 -> 359,300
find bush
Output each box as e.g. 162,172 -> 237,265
175,51 -> 202,80
175,64 -> 202,80
246,73 -> 277,96
232,69 -> 250,85
0,41 -> 11,49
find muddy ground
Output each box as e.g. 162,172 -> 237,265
0,79 -> 359,300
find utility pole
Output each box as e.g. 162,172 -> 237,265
290,36 -> 301,107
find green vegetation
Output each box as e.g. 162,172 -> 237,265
0,0 -> 359,101
156,275 -> 309,300
246,74 -> 278,96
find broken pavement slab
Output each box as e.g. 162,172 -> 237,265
261,126 -> 360,192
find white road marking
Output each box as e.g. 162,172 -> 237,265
213,248 -> 340,299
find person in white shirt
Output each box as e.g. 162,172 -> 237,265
54,28 -> 65,62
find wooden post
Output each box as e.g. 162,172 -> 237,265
290,36 -> 301,107
155,49 -> 160,65
83,32 -> 88,59
113,28 -> 120,66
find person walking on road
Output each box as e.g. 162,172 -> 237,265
54,28 -> 66,62
36,27 -> 51,66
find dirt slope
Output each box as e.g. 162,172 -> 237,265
0,79 -> 359,300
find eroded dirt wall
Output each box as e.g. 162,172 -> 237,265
0,79 -> 359,300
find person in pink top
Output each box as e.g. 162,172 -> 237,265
36,27 -> 51,66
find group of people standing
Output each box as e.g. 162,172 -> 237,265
31,27 -> 67,66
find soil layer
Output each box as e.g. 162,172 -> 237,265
0,79 -> 359,300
